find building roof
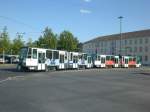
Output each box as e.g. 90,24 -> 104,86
84,29 -> 150,44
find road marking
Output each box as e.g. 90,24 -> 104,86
0,76 -> 25,84
0,77 -> 12,83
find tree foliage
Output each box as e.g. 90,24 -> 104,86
12,34 -> 24,55
58,31 -> 79,51
26,37 -> 34,47
36,27 -> 57,49
77,42 -> 83,52
0,26 -> 82,55
0,26 -> 11,54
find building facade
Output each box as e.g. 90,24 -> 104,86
83,29 -> 150,65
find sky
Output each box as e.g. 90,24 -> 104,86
0,0 -> 150,42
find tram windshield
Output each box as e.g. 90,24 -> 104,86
19,47 -> 28,60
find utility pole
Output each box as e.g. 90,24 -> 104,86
118,16 -> 123,56
11,49 -> 12,64
3,49 -> 4,64
0,32 -> 4,64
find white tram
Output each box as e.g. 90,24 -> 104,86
78,53 -> 93,69
17,47 -> 141,71
17,47 -> 93,71
17,47 -> 47,71
68,52 -> 78,69
93,55 -> 106,68
46,50 -> 67,70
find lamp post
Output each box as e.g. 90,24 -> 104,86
11,49 -> 12,64
2,50 -> 4,64
118,16 -> 123,56
0,34 -> 5,64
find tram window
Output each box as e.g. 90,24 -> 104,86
32,49 -> 37,59
38,53 -> 41,63
129,58 -> 132,61
76,56 -> 78,63
70,53 -> 73,61
53,51 -> 59,59
83,54 -> 87,60
125,59 -> 128,64
60,55 -> 64,63
111,56 -> 114,61
136,57 -> 141,64
38,53 -> 45,63
133,58 -> 136,61
122,57 -> 124,61
106,56 -> 110,60
43,53 -> 45,61
101,57 -> 105,63
98,56 -> 100,61
46,50 -> 52,59
78,55 -> 82,59
19,47 -> 28,59
115,58 -> 118,63
73,56 -> 78,63
88,57 -> 91,63
27,48 -> 32,58
65,55 -> 67,60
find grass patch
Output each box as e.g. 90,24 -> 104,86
0,64 -> 16,67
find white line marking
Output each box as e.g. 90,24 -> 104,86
0,77 -> 12,83
0,76 -> 25,84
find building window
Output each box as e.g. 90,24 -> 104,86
129,47 -> 132,53
139,56 -> 142,62
101,49 -> 103,53
105,41 -> 107,46
145,55 -> 148,61
144,46 -> 148,52
139,47 -> 143,52
134,47 -> 137,52
95,42 -> 99,47
134,39 -> 137,44
129,40 -> 132,44
145,38 -> 149,44
101,42 -> 104,47
92,43 -> 94,47
99,43 -> 100,47
125,40 -> 127,45
139,38 -> 143,44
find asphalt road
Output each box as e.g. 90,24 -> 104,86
0,67 -> 150,112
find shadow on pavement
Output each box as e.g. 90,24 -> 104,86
140,72 -> 150,76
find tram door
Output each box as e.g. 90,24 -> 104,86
38,51 -> 46,70
101,56 -> 106,68
124,57 -> 129,68
59,54 -> 65,69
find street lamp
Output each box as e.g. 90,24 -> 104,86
11,49 -> 12,64
0,33 -> 5,64
118,16 -> 123,56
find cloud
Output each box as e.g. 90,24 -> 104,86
83,0 -> 92,3
80,9 -> 92,14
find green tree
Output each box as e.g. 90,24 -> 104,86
12,34 -> 24,55
0,26 -> 11,54
36,27 -> 57,49
58,31 -> 79,51
26,37 -> 34,47
36,36 -> 45,48
77,42 -> 83,52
